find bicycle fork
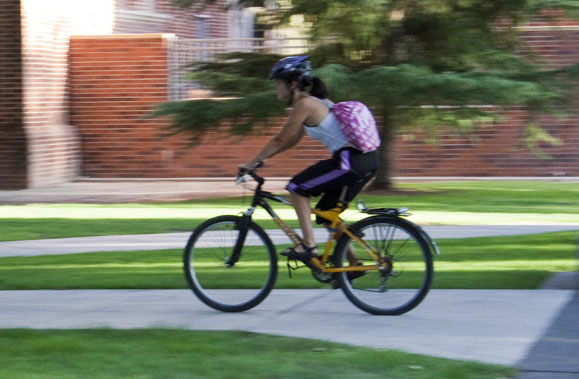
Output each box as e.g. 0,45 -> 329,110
225,214 -> 252,267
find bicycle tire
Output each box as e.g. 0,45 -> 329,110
183,215 -> 277,312
334,216 -> 434,315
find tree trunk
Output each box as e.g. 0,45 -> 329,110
372,107 -> 396,190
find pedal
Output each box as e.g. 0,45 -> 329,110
285,257 -> 321,278
286,258 -> 304,279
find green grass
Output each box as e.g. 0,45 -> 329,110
0,329 -> 515,378
1,232 -> 576,290
1,181 -> 578,241
371,181 -> 579,214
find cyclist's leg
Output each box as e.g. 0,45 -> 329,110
285,148 -> 376,258
313,150 -> 377,266
289,192 -> 316,249
285,157 -> 338,255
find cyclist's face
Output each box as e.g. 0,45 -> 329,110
276,80 -> 293,101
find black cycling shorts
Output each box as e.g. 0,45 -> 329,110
286,147 -> 377,221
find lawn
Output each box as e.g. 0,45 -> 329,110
0,181 -> 578,241
0,329 -> 515,379
0,232 -> 576,290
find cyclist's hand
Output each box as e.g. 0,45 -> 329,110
238,161 -> 263,173
237,164 -> 249,174
236,164 -> 251,185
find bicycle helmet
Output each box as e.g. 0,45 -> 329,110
268,55 -> 311,81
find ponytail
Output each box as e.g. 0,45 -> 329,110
295,75 -> 329,100
309,77 -> 329,99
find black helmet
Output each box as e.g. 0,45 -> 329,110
268,55 -> 311,81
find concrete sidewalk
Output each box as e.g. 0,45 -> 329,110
517,291 -> 579,378
0,289 -> 574,368
1,177 -> 576,204
0,179 -> 290,204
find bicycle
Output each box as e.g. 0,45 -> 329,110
183,165 -> 440,315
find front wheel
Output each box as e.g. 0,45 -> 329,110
184,215 -> 277,312
334,216 -> 434,315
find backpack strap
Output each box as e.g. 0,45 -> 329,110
310,97 -> 334,109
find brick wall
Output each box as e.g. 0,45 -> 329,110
69,35 -> 173,178
0,0 -> 27,189
68,34 -> 316,179
394,107 -> 579,177
69,26 -> 579,179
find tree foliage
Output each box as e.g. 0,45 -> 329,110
156,0 -> 579,188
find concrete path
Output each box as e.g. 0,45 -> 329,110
1,225 -> 578,257
0,179 -> 291,204
516,291 -> 579,378
0,289 -> 574,367
1,177 -> 577,204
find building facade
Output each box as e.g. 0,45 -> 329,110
0,0 -> 244,189
1,1 -> 578,189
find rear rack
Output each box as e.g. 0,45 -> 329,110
357,200 -> 411,217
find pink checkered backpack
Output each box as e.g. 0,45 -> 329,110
333,101 -> 381,153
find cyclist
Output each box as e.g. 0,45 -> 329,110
241,55 -> 377,266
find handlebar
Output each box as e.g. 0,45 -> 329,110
236,162 -> 265,186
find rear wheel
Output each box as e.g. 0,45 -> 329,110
184,215 -> 277,312
334,216 -> 433,315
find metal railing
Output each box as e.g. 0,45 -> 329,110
167,37 -> 309,101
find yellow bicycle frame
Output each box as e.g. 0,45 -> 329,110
272,202 -> 386,274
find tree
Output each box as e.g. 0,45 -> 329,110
155,0 -> 579,189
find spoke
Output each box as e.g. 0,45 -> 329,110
391,236 -> 412,259
385,223 -> 396,257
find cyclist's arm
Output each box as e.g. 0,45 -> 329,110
246,100 -> 309,167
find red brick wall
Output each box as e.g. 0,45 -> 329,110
69,27 -> 579,179
394,108 -> 579,177
69,35 -> 173,178
69,34 -> 321,179
0,0 -> 27,189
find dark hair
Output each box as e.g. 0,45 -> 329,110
281,75 -> 330,107
284,74 -> 329,99
305,77 -> 329,99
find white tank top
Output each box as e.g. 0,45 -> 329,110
304,98 -> 349,154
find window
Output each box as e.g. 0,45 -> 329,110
195,14 -> 211,39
